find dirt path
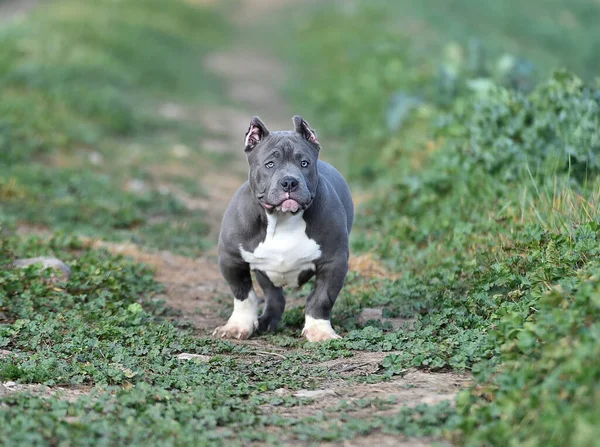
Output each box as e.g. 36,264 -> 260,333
96,2 -> 469,444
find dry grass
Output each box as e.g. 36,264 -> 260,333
521,176 -> 600,234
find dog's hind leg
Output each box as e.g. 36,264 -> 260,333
255,270 -> 286,332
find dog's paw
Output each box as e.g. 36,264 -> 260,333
213,320 -> 257,340
302,317 -> 341,342
213,294 -> 259,340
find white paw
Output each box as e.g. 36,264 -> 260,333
302,317 -> 341,342
213,292 -> 258,340
213,320 -> 257,340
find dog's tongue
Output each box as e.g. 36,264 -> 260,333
281,199 -> 300,212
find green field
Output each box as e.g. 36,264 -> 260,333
1,0 -> 599,445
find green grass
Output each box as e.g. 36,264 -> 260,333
386,0 -> 600,81
0,0 -> 229,254
281,1 -> 600,445
0,233 -> 317,445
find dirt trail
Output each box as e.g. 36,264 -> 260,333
115,1 -> 299,333
94,1 -> 468,437
112,0 -> 400,338
110,2 -> 468,444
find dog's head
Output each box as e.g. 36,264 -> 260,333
244,116 -> 320,213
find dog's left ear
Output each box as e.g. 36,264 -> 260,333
293,115 -> 319,146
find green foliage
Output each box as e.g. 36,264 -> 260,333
440,71 -> 600,183
363,72 -> 600,249
0,0 -> 228,163
4,0 -> 600,445
0,0 -> 225,254
456,267 -> 600,446
378,0 -> 600,82
285,1 -> 600,445
0,232 -> 443,446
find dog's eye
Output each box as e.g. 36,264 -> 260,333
301,160 -> 309,168
265,161 -> 274,169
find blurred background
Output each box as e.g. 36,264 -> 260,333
1,0 -> 599,253
1,0 -> 599,254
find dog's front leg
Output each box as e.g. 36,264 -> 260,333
213,260 -> 258,340
302,256 -> 348,342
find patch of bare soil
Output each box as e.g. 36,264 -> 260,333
270,355 -> 470,419
268,357 -> 470,446
230,0 -> 295,26
0,381 -> 90,401
203,50 -> 290,130
349,253 -> 399,280
322,435 -> 438,447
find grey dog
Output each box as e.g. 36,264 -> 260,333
214,116 -> 353,342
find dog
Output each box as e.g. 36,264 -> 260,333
214,116 -> 353,342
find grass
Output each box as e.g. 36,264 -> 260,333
0,232 -> 455,445
0,0 -> 230,255
281,0 -> 600,445
383,0 -> 600,81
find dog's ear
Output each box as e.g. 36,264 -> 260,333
293,115 -> 319,146
244,116 -> 269,152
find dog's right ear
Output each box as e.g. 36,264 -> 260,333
244,116 -> 269,152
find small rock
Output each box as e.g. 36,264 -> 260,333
88,151 -> 104,165
418,394 -> 458,406
158,102 -> 186,120
12,257 -> 72,280
3,382 -> 17,388
357,308 -> 382,324
293,389 -> 336,398
273,388 -> 288,396
357,307 -> 414,330
176,353 -> 211,362
171,144 -> 191,158
126,179 -> 147,194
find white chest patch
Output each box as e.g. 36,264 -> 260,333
240,211 -> 321,287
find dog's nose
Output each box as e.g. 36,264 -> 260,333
280,176 -> 299,192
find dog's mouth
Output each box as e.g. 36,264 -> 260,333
275,199 -> 300,213
258,193 -> 311,213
